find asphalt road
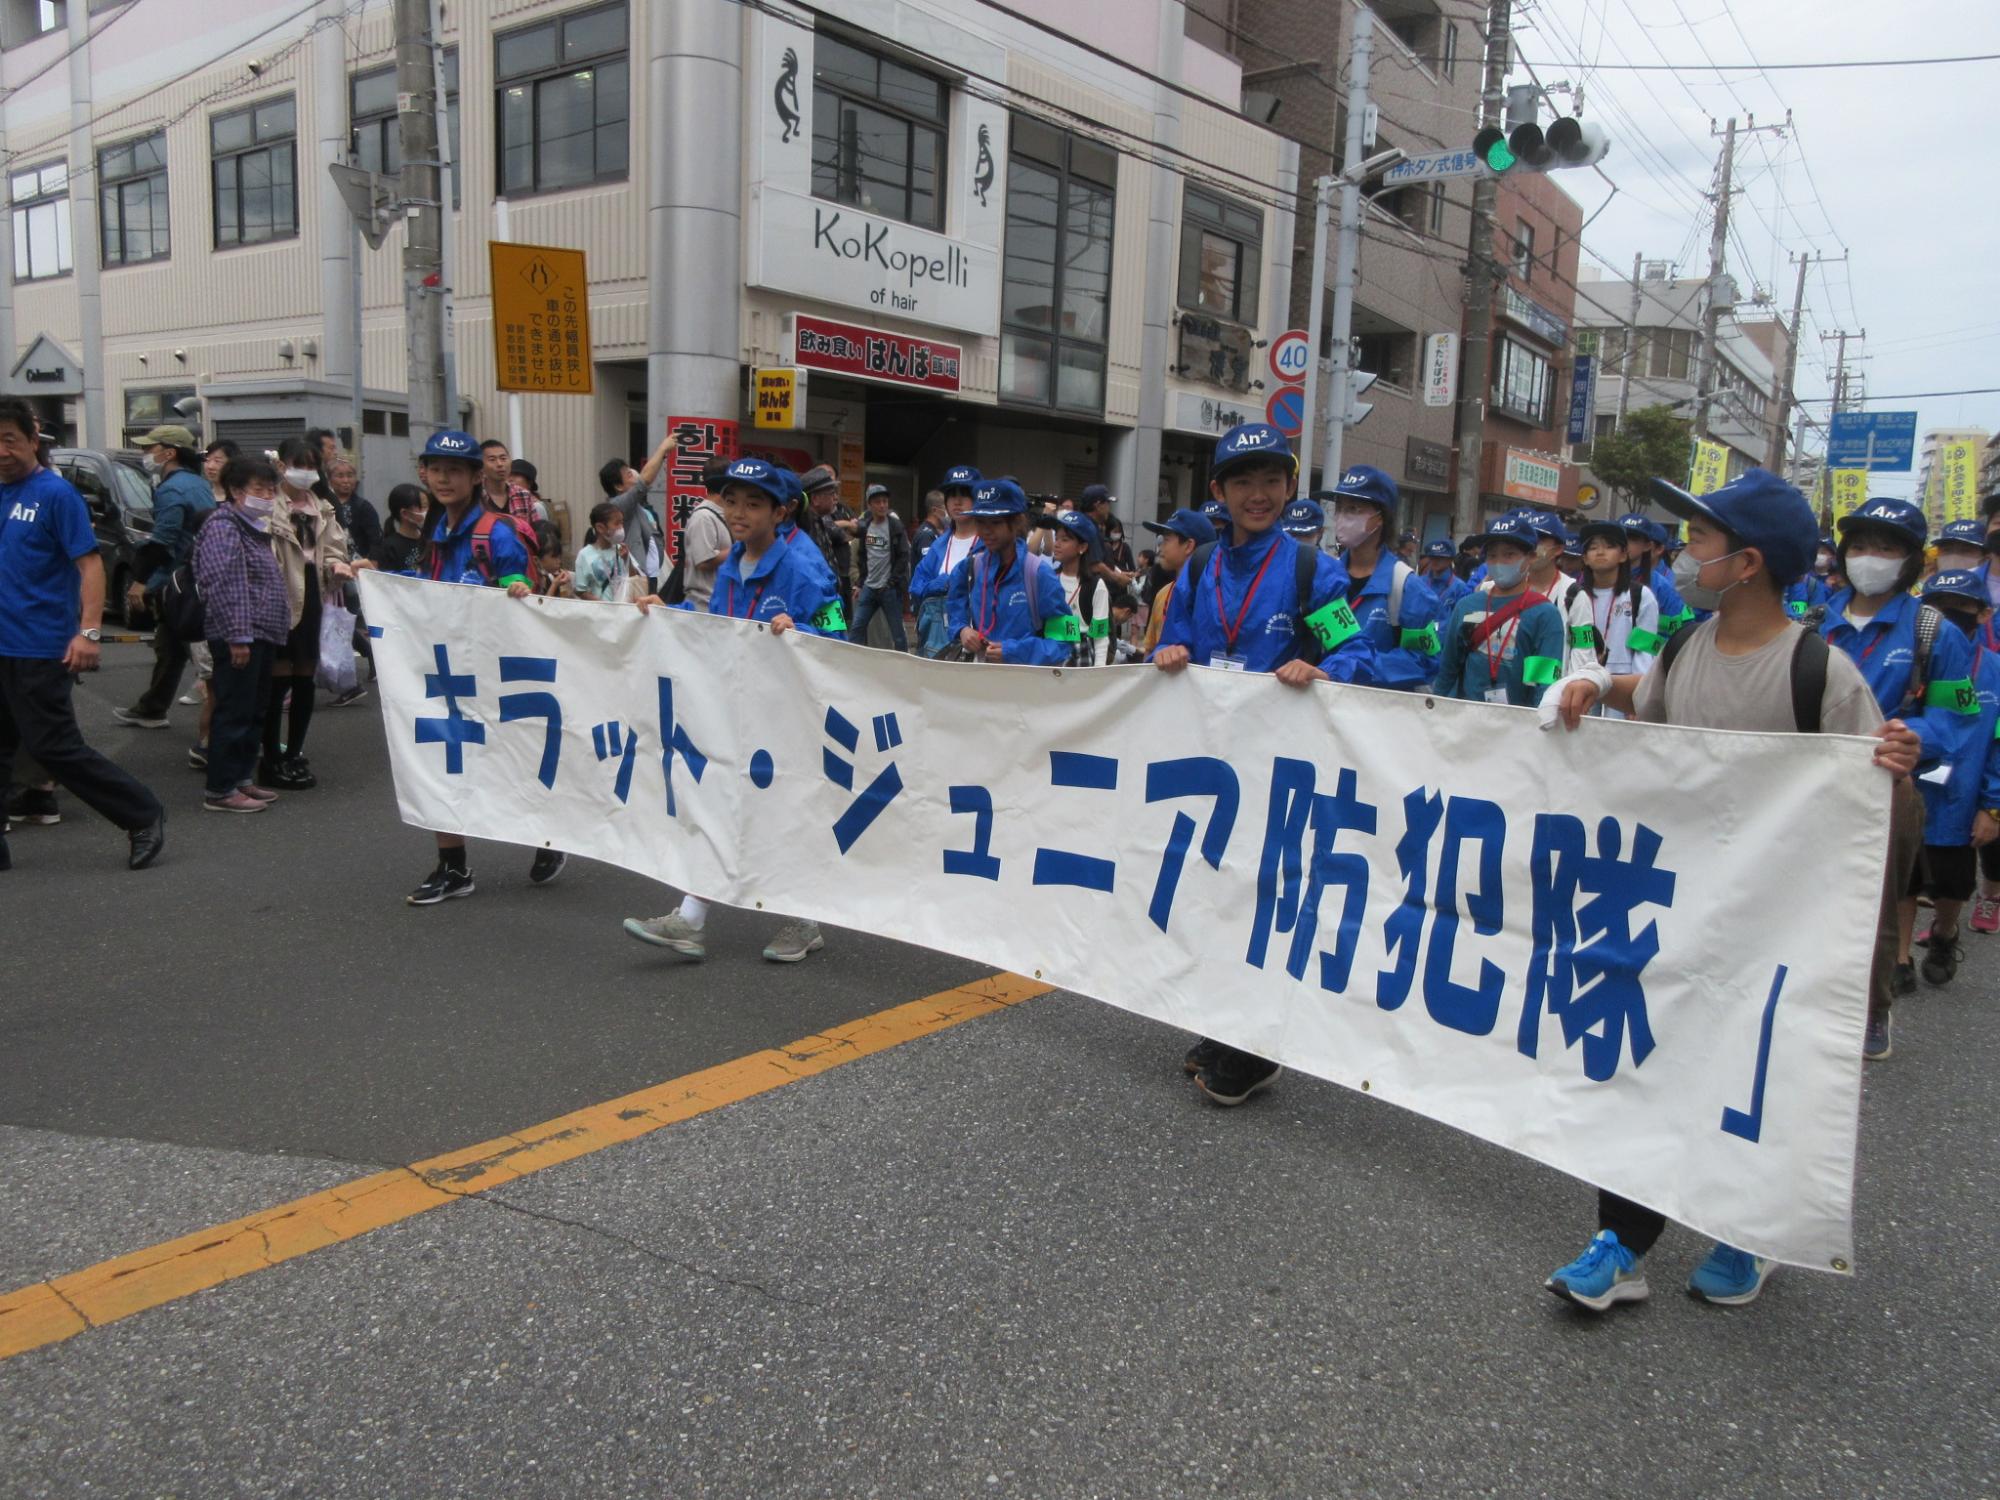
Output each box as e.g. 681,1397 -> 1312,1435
4,644 -> 1998,1498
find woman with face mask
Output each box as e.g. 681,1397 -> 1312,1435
1431,515 -> 1566,705
257,436 -> 355,790
190,456 -> 291,814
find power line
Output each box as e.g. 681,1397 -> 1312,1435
1519,51 -> 2000,71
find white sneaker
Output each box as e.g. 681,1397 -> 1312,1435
762,920 -> 824,963
622,912 -> 705,959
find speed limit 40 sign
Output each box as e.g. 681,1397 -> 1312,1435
1269,329 -> 1311,385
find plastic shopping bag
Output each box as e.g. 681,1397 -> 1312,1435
316,601 -> 361,695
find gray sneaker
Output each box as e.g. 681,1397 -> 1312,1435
622,912 -> 705,959
762,919 -> 824,964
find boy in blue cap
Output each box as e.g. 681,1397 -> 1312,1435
1825,495 -> 1978,1013
943,479 -> 1076,664
1323,465 -> 1442,690
1281,497 -> 1326,547
623,457 -> 844,964
1932,517 -> 1988,577
1137,506 -> 1216,654
909,464 -> 982,656
1432,516 -> 1567,704
1547,468 -> 1920,1310
1418,538 -> 1469,614
1152,421 -> 1376,1106
399,429 -> 567,905
1902,569 -> 2000,987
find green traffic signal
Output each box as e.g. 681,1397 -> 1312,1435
1472,126 -> 1513,173
1487,141 -> 1515,171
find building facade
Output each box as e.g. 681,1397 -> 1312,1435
0,0 -> 1297,544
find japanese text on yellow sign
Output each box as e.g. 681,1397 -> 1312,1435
1829,468 -> 1868,521
753,368 -> 804,429
490,242 -> 593,395
1688,439 -> 1728,496
1942,440 -> 1979,525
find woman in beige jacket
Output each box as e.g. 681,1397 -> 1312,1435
259,436 -> 355,789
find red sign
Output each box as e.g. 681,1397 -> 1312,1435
663,415 -> 739,562
794,314 -> 962,394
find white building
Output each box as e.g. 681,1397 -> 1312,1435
0,0 -> 1297,544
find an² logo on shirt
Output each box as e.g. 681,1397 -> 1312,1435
7,502 -> 39,523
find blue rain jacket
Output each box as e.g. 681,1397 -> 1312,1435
943,543 -> 1076,666
1823,587 -> 1977,770
1150,526 -> 1376,680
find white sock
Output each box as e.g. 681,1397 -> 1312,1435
679,895 -> 709,929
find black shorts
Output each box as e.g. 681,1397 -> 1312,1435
1919,844 -> 1977,903
1982,840 -> 2000,885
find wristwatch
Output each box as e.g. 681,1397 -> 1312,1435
81,628 -> 102,642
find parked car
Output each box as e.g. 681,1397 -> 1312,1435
54,447 -> 157,629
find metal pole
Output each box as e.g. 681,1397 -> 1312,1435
495,197 -> 525,459
315,0 -> 356,459
1452,0 -> 1510,538
65,0 -> 104,445
1769,250 -> 1811,472
351,225 -> 365,490
1615,251 -> 1640,426
1318,19 -> 1372,493
1692,116 -> 1735,442
396,0 -> 443,457
1297,174 -> 1331,479
431,0 -> 458,428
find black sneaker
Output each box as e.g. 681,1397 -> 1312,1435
1892,962 -> 1917,999
1196,1049 -> 1282,1107
408,863 -> 475,905
1919,930 -> 1964,987
528,849 -> 567,886
0,828 -> 11,871
272,756 -> 317,790
5,786 -> 60,825
187,743 -> 208,771
1183,1037 -> 1225,1076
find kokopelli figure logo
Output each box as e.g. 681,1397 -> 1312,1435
775,48 -> 801,143
973,124 -> 995,206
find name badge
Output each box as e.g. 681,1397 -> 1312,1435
1212,654 -> 1249,673
1484,686 -> 1510,704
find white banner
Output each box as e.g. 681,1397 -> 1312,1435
359,574 -> 1888,1271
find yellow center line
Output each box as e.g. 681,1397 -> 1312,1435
0,972 -> 1050,1363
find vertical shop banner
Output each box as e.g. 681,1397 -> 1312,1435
838,434 -> 867,512
359,576 -> 1890,1273
1565,355 -> 1596,445
663,417 -> 739,562
1942,441 -> 1980,525
1689,440 -> 1729,496
1829,468 -> 1868,522
1422,332 -> 1458,407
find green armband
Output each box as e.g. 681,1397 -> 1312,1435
1626,627 -> 1665,654
1521,655 -> 1561,687
1399,623 -> 1441,655
1925,676 -> 1979,715
1043,614 -> 1082,643
811,599 -> 847,633
1787,600 -> 1807,619
1087,616 -> 1110,640
497,573 -> 531,590
1304,598 -> 1362,653
1567,624 -> 1597,650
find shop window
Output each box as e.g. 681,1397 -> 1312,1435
811,33 -> 948,231
1178,186 -> 1261,325
11,160 -> 71,281
1511,220 -> 1534,282
999,117 -> 1114,414
100,133 -> 169,267
354,54 -> 460,207
496,1 -> 629,197
212,96 -> 298,247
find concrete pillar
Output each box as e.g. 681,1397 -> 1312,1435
0,89 -> 14,388
314,0 -> 358,432
66,0 -> 104,445
1112,2 -> 1182,527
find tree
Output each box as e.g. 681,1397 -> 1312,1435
1588,404 -> 1693,504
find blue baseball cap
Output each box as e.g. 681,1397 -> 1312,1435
941,464 -> 981,492
1937,518 -> 1987,551
421,428 -> 480,462
1618,513 -> 1665,546
1422,538 -> 1456,560
1281,498 -> 1326,537
1524,511 -> 1569,544
1577,519 -> 1626,549
1922,569 -> 1988,608
1051,509 -> 1100,546
1200,498 -> 1229,523
1650,467 -> 1818,585
1210,422 -> 1296,480
769,465 -> 803,511
1836,495 -> 1927,549
1476,515 -> 1542,552
719,456 -> 789,505
1143,508 -> 1217,546
968,478 -> 1028,517
1078,483 -> 1112,508
1328,464 -> 1398,516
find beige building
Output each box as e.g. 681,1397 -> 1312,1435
0,0 -> 1297,543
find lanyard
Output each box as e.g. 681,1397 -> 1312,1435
976,553 -> 1012,637
1211,541 -> 1283,651
1482,616 -> 1521,673
724,571 -> 769,620
1856,621 -> 1890,667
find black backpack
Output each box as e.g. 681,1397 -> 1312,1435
1656,618 -> 1830,733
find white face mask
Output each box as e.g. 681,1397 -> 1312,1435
282,466 -> 318,491
1332,511 -> 1379,551
1844,554 -> 1905,599
1487,559 -> 1526,590
1673,546 -> 1747,611
607,527 -> 626,547
142,453 -> 161,475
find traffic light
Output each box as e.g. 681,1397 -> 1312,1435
1346,369 -> 1379,428
1472,87 -> 1609,174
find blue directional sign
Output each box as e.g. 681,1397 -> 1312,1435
1827,411 -> 1917,472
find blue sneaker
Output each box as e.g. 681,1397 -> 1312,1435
1546,1229 -> 1649,1312
1687,1243 -> 1773,1306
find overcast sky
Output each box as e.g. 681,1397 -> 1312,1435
1512,0 -> 1997,495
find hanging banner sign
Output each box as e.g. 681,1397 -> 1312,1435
1942,440 -> 1980,525
1565,354 -> 1597,446
358,575 -> 1888,1272
1689,439 -> 1730,496
1422,332 -> 1458,408
1829,468 -> 1869,522
661,416 -> 738,563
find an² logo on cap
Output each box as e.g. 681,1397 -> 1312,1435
728,459 -> 758,477
1342,470 -> 1366,485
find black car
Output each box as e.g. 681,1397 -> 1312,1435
53,447 -> 157,629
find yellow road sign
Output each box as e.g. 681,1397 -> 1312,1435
490,241 -> 593,395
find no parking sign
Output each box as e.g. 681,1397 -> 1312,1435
1266,386 -> 1306,439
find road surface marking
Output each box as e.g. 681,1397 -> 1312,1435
0,971 -> 1049,1362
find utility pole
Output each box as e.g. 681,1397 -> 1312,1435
1615,251 -> 1642,426
396,0 -> 444,456
1820,326 -> 1862,516
1452,0 -> 1510,539
65,0 -> 104,445
1317,16 -> 1372,489
1691,116 -> 1735,442
1769,250 -> 1841,473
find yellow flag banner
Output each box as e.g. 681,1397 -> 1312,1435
1942,441 -> 1980,525
1689,439 -> 1729,496
1829,469 -> 1868,521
